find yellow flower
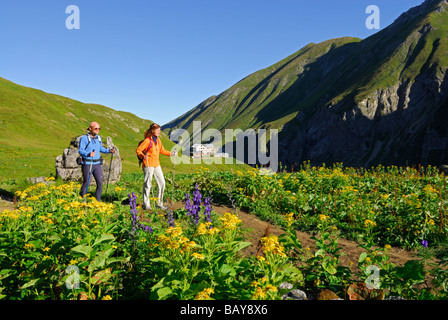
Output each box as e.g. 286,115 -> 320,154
197,222 -> 220,236
43,247 -> 50,252
260,236 -> 286,257
165,226 -> 183,238
384,244 -> 391,250
18,206 -> 32,213
364,219 -> 376,228
102,295 -> 112,300
423,184 -> 438,196
192,252 -> 205,260
197,222 -> 212,235
265,285 -> 278,292
45,176 -> 55,181
219,212 -> 242,230
195,288 -> 214,300
69,259 -> 78,265
252,287 -> 267,299
284,212 -> 294,227
23,243 -> 35,250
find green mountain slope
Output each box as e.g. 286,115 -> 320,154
0,77 -> 173,179
163,36 -> 361,133
163,0 -> 448,168
0,77 -> 250,181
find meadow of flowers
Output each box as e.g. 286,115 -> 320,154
1,162 -> 448,300
193,162 -> 448,250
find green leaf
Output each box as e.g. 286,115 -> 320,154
90,268 -> 112,285
20,278 -> 39,289
47,234 -> 61,242
151,278 -> 166,291
219,264 -> 236,277
395,260 -> 425,282
71,244 -> 93,258
93,234 -> 115,247
157,287 -> 173,300
283,264 -> 304,283
150,256 -> 171,264
0,269 -> 14,280
314,249 -> 325,257
235,241 -> 251,252
359,252 -> 368,263
322,261 -> 337,275
88,249 -> 114,272
106,256 -> 130,266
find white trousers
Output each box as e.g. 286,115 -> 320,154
142,166 -> 165,208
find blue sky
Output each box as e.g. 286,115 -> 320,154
0,0 -> 423,125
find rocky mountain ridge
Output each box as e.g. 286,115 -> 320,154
163,0 -> 448,168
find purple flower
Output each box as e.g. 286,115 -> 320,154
185,193 -> 192,215
167,210 -> 175,228
204,196 -> 212,224
421,239 -> 428,248
128,193 -> 153,240
185,184 -> 202,225
184,184 -> 215,227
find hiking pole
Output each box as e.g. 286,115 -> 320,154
84,149 -> 95,202
105,150 -> 114,201
171,153 -> 176,208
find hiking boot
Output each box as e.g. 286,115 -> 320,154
157,204 -> 168,210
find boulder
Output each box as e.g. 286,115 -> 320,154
282,289 -> 308,300
55,135 -> 122,183
317,289 -> 342,300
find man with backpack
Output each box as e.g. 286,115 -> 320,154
136,123 -> 175,210
78,121 -> 115,201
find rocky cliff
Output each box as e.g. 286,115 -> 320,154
279,0 -> 448,168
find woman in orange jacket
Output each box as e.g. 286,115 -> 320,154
136,123 -> 175,210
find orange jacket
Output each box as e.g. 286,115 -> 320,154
136,136 -> 171,168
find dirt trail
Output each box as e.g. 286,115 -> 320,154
170,202 -> 420,269
0,198 -> 14,212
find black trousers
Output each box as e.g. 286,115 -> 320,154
80,163 -> 103,201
